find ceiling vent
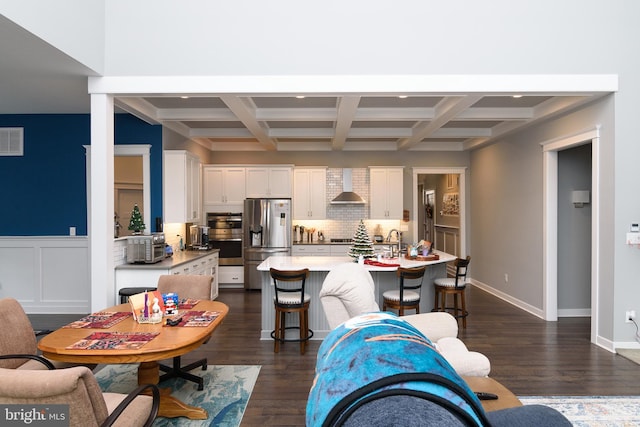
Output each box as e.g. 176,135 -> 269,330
331,168 -> 366,204
0,127 -> 24,156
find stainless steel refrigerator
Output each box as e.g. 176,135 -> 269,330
243,198 -> 292,290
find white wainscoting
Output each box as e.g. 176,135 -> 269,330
434,225 -> 459,275
0,237 -> 90,314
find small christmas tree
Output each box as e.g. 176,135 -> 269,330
348,220 -> 375,261
128,204 -> 145,234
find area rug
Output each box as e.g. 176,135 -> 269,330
95,364 -> 261,427
617,348 -> 640,366
519,396 -> 640,426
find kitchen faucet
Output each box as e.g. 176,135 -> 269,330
386,229 -> 402,257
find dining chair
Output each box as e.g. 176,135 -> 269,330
270,268 -> 313,354
156,274 -> 214,391
382,266 -> 427,316
0,365 -> 159,427
433,256 -> 472,328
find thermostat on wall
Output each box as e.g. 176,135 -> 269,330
631,223 -> 640,232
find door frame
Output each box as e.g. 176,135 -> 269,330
412,167 -> 467,258
542,127 -> 600,344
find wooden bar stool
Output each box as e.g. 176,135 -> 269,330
270,268 -> 313,354
433,256 -> 471,328
382,266 -> 427,316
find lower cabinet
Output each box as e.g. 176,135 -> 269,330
115,252 -> 219,304
219,266 -> 244,287
292,245 -> 331,256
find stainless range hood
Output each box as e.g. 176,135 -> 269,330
331,168 -> 366,204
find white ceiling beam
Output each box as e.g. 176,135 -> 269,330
157,108 -> 237,121
398,95 -> 483,150
456,107 -> 533,120
431,128 -> 493,138
269,128 -> 335,138
409,141 -> 466,151
190,128 -> 254,138
256,108 -> 336,121
333,96 -> 361,150
219,95 -> 276,150
114,97 -> 161,125
354,107 -> 435,121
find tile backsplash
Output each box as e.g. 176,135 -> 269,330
294,168 -> 402,241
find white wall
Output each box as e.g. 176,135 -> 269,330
470,95 -> 617,340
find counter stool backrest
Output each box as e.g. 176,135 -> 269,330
270,268 -> 310,307
397,266 -> 427,299
452,256 -> 471,288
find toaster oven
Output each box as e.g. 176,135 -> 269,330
127,234 -> 166,264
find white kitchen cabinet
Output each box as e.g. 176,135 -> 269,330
329,245 -> 350,256
203,166 -> 246,208
293,168 -> 327,219
292,244 -> 331,256
115,251 -> 219,304
219,266 -> 244,287
164,151 -> 201,223
246,166 -> 292,198
369,167 -> 404,219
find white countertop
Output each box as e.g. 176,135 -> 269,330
116,248 -> 219,270
256,250 -> 455,272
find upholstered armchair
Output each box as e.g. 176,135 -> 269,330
0,365 -> 159,427
319,263 -> 491,377
0,297 -> 93,370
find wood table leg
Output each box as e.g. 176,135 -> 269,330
138,361 -> 208,420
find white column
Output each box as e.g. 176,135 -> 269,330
90,94 -> 115,311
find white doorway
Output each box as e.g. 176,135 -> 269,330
412,167 -> 467,258
542,127 -> 601,345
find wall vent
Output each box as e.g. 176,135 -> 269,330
0,127 -> 24,156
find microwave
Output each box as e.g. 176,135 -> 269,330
127,234 -> 166,264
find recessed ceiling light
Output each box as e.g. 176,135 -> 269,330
398,95 -> 408,99
295,96 -> 305,99
180,96 -> 189,99
512,95 -> 523,98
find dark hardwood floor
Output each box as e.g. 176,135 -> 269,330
29,286 -> 640,426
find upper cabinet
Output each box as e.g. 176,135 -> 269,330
164,151 -> 201,223
293,167 -> 327,220
369,167 -> 403,219
245,166 -> 292,198
203,166 -> 246,208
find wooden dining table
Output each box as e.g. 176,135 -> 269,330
37,300 -> 229,420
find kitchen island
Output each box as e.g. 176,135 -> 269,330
256,251 -> 456,339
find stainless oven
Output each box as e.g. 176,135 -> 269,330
207,212 -> 243,265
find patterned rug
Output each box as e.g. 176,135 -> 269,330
519,396 -> 640,426
95,364 -> 261,427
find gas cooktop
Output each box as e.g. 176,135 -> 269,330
330,238 -> 353,243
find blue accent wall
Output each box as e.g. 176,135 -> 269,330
0,114 -> 162,236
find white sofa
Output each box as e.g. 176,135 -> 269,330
319,262 -> 491,377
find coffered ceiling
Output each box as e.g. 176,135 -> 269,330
0,15 -> 606,153
115,93 -> 601,152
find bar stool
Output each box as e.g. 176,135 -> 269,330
382,266 -> 427,316
270,268 -> 313,354
118,287 -> 157,304
433,256 -> 471,328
